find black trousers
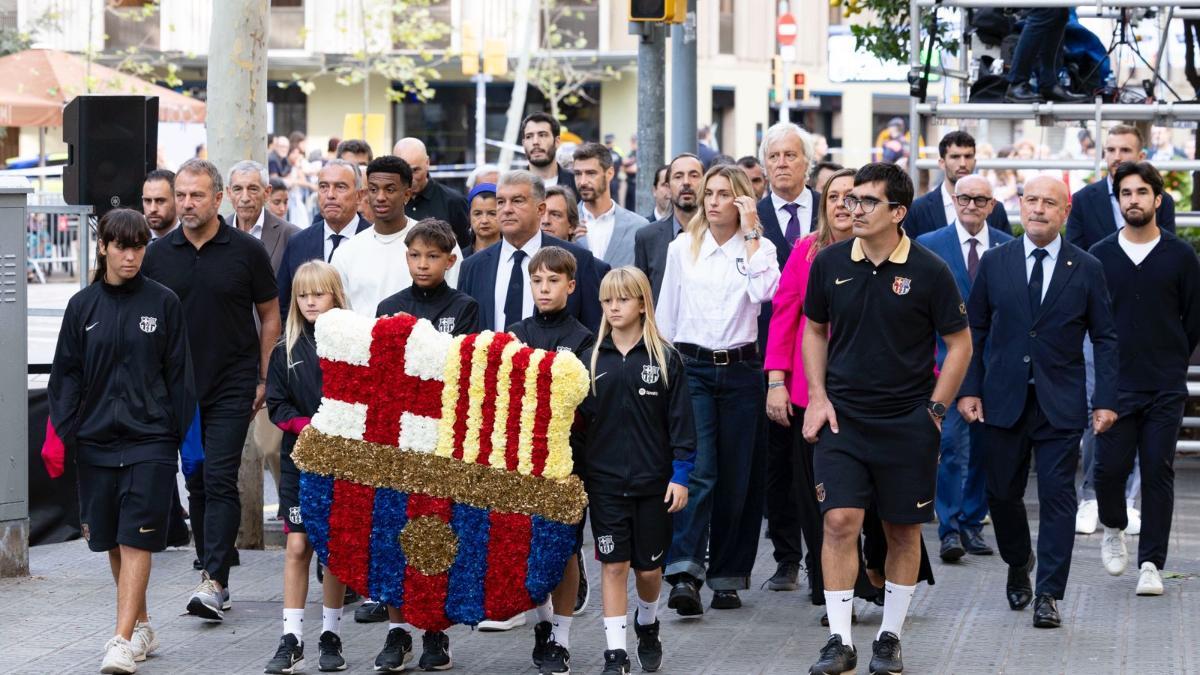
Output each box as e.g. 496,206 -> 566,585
982,387 -> 1081,599
765,409 -> 807,565
188,387 -> 254,587
1095,390 -> 1186,569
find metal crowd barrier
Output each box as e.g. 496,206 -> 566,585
24,198 -> 93,288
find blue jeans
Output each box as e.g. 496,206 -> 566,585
665,357 -> 766,591
934,407 -> 988,539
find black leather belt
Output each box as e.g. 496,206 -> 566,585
676,342 -> 758,366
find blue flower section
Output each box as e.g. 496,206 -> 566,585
446,503 -> 490,625
299,473 -> 335,567
369,488 -> 409,608
525,516 -> 577,604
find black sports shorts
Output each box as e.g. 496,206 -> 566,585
77,460 -> 176,552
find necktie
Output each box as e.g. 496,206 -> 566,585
966,237 -> 980,282
503,249 -> 528,330
1029,248 -> 1049,313
328,234 -> 345,262
782,203 -> 801,245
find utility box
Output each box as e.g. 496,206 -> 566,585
0,176 -> 32,577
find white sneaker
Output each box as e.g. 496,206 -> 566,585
477,612 -> 527,631
1126,506 -> 1142,536
100,635 -> 137,674
1101,527 -> 1128,576
1075,499 -> 1099,534
1136,562 -> 1163,596
130,620 -> 158,662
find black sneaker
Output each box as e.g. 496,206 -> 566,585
318,631 -> 347,672
869,631 -> 903,674
633,611 -> 662,672
373,627 -> 413,672
419,630 -> 452,671
710,590 -> 741,609
531,620 -> 553,667
538,641 -> 570,674
264,634 -> 304,674
666,577 -> 703,616
602,648 -> 631,674
767,562 -> 801,591
809,634 -> 857,675
356,599 -> 389,623
574,555 -> 590,615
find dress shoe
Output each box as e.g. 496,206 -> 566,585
1006,554 -> 1034,610
939,532 -> 966,562
962,528 -> 994,555
1005,82 -> 1043,103
667,577 -> 703,616
1032,593 -> 1061,628
710,589 -> 741,610
1041,84 -> 1089,103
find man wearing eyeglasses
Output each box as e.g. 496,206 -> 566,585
903,131 -> 1013,239
916,176 -> 1013,564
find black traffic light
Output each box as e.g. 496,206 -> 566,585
630,0 -> 668,21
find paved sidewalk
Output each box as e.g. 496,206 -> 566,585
4,461 -> 1199,674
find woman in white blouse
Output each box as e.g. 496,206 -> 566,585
656,164 -> 781,613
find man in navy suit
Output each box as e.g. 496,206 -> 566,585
903,131 -> 1012,239
458,170 -> 609,333
917,176 -> 1012,563
958,175 -> 1119,629
1067,124 -> 1176,251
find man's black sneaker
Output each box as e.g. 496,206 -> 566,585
356,600 -> 389,623
633,611 -> 663,672
317,631 -> 347,672
939,533 -> 966,562
574,554 -> 590,615
531,620 -> 553,667
373,627 -> 413,672
192,558 -> 203,571
767,562 -> 801,591
264,634 -> 304,674
602,648 -> 631,674
869,631 -> 903,674
667,577 -> 703,616
419,630 -> 452,671
809,634 -> 857,675
344,589 -> 362,605
538,641 -> 571,674
710,589 -> 741,609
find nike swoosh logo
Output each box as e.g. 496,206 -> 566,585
86,322 -> 99,331
650,551 -> 663,562
138,527 -> 156,533
835,278 -> 853,285
594,372 -> 608,381
917,500 -> 933,508
841,596 -> 853,602
290,360 -> 304,367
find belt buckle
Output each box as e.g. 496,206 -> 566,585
712,349 -> 730,366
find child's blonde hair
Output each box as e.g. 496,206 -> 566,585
286,261 -> 348,367
590,266 -> 672,393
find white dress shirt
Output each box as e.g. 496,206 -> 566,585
770,189 -> 814,239
1023,234 -> 1061,303
239,209 -> 265,239
941,181 -> 958,228
324,215 -> 360,263
657,229 -> 780,350
333,221 -> 461,316
954,219 -> 990,270
1107,176 -> 1125,231
493,230 -> 543,332
580,199 -> 617,260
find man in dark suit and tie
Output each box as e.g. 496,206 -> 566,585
903,131 -> 1012,238
458,170 -> 609,333
635,153 -> 703,301
916,175 -> 1012,562
958,175 -> 1119,629
1067,124 -> 1176,251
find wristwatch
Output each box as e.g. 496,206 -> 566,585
743,231 -> 761,241
927,400 -> 947,419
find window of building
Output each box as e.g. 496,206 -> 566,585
269,83 -> 307,138
540,0 -> 600,51
718,0 -> 735,54
104,0 -> 160,52
270,0 -> 305,50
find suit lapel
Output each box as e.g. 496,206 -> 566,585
1034,244 -> 1077,324
1005,241 -> 1035,325
932,184 -> 949,229
1098,181 -> 1117,233
938,225 -> 970,289
481,246 -> 500,329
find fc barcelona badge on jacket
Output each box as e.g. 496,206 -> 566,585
892,276 -> 912,296
139,316 -> 158,333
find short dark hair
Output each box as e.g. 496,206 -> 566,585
736,156 -> 761,170
1113,160 -> 1164,198
653,164 -> 671,188
520,112 -> 560,140
710,154 -> 736,168
336,139 -> 374,161
145,169 -> 175,188
366,155 -> 413,186
938,130 -> 976,158
528,245 -> 577,280
854,162 -> 914,210
573,142 -> 613,171
94,208 -> 151,284
327,137 -> 341,153
269,177 -> 288,193
814,161 -> 844,175
667,152 -> 703,176
545,185 -> 580,230
404,218 -> 457,253
288,131 -> 306,147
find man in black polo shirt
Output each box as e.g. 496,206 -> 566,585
395,137 -> 471,248
142,158 -> 280,622
801,163 -> 972,675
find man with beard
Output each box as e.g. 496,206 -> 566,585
1087,161 -> 1200,597
522,112 -> 577,195
903,131 -> 1011,238
634,153 -> 703,300
572,142 -> 647,267
143,170 -> 179,240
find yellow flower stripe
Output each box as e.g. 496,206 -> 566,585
542,353 -> 590,479
516,350 -> 547,475
489,340 -> 524,470
460,331 -> 494,465
434,334 -> 466,458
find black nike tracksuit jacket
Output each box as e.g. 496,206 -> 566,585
266,325 -> 323,460
376,281 -> 481,336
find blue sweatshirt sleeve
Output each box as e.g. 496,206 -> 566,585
667,351 -> 696,486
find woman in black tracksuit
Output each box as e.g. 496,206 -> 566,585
46,208 -> 194,674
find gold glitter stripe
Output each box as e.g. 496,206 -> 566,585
292,427 -> 587,524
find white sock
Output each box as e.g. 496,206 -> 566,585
878,581 -> 917,639
322,605 -> 342,635
635,595 -> 658,625
282,608 -> 304,641
824,589 -> 855,647
551,614 -> 572,649
535,598 -> 554,624
388,622 -> 406,632
603,615 -> 627,651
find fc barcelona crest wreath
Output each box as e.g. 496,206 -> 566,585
292,309 -> 590,631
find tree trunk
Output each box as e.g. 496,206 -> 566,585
498,0 -> 536,170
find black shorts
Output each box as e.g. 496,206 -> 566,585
813,404 -> 940,524
279,454 -> 306,535
588,492 -> 671,570
77,461 -> 176,552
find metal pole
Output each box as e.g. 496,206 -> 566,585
635,22 -> 666,218
917,0 -> 1200,7
669,0 -> 697,158
474,74 -> 488,164
908,0 -> 921,181
916,102 -> 1200,120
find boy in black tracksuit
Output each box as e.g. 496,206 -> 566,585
375,219 -> 480,336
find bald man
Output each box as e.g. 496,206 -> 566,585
394,137 -> 472,249
958,175 -> 1118,629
